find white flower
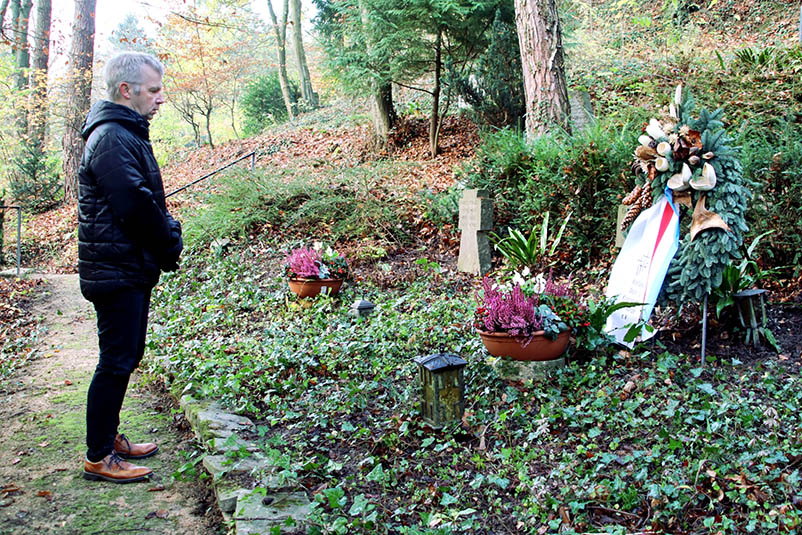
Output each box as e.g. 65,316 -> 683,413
532,273 -> 546,294
313,241 -> 323,251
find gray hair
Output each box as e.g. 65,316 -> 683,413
104,52 -> 165,101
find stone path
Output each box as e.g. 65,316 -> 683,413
0,274 -> 220,535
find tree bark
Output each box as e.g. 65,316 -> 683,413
360,0 -> 395,145
0,193 -> 5,265
62,0 -> 96,203
289,0 -> 315,107
11,0 -> 32,86
370,82 -> 395,145
203,105 -> 214,149
30,0 -> 51,148
266,0 -> 297,120
10,0 -> 31,136
428,28 -> 441,158
514,0 -> 570,138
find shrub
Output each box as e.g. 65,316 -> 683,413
183,166 -> 409,247
738,119 -> 802,275
449,8 -> 524,128
8,140 -> 61,214
240,73 -> 299,135
458,121 -> 636,267
417,186 -> 461,228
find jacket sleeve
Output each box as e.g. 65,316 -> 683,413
89,130 -> 176,263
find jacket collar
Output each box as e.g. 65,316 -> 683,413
82,100 -> 150,141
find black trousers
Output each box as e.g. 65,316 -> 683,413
85,289 -> 151,462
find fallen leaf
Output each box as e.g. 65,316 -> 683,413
145,509 -> 169,520
558,505 -> 571,524
147,485 -> 166,492
11,458 -> 21,465
1,485 -> 21,495
64,380 -> 72,386
36,491 -> 52,499
38,442 -> 49,448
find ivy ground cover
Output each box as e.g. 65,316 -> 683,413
146,244 -> 802,534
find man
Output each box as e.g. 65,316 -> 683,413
78,52 -> 182,483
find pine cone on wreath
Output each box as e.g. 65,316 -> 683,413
622,184 -> 642,205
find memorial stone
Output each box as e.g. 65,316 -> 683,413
457,189 -> 493,275
569,90 -> 594,133
615,204 -> 628,248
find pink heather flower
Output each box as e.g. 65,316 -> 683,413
542,269 -> 575,300
478,278 -> 543,339
285,246 -> 322,278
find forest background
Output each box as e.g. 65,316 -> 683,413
1,1 -> 802,533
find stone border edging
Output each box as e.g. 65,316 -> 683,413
178,395 -> 311,534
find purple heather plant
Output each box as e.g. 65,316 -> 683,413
285,246 -> 322,278
475,278 -> 543,339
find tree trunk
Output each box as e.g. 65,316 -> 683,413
204,106 -> 214,149
370,82 -> 395,145
289,0 -> 315,107
11,0 -> 32,135
62,0 -> 96,203
0,194 -> 5,265
360,0 -> 395,145
12,0 -> 32,86
30,0 -> 51,149
229,97 -> 240,138
514,0 -> 570,138
266,0 -> 297,120
428,29 -> 441,158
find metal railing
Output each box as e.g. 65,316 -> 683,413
165,151 -> 256,199
0,205 -> 22,277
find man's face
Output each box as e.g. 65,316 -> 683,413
127,66 -> 165,121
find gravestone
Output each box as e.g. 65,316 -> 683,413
615,204 -> 628,248
569,90 -> 594,133
457,189 -> 493,275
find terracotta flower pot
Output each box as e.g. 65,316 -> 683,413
287,278 -> 344,298
477,328 -> 570,361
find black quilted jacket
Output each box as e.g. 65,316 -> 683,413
77,101 -> 181,302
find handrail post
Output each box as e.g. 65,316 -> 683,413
16,207 -> 21,277
251,152 -> 255,170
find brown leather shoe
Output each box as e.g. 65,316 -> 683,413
83,452 -> 152,483
114,433 -> 159,460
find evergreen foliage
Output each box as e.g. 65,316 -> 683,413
459,121 -> 635,267
449,8 -> 524,128
8,139 -> 61,214
314,0 -> 507,109
739,119 -> 802,275
109,14 -> 153,52
184,166 -> 409,247
240,73 -> 299,135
